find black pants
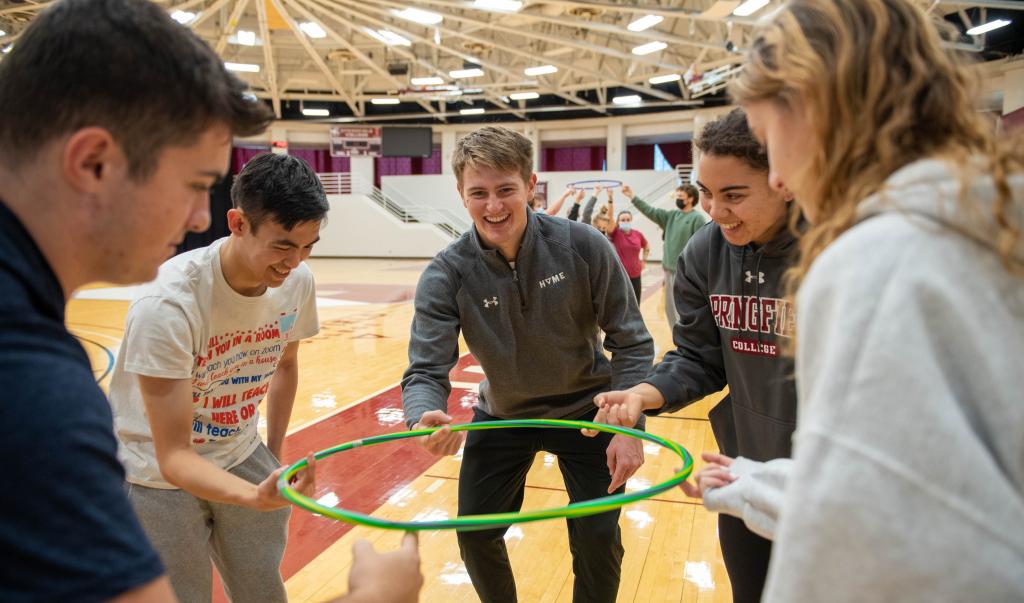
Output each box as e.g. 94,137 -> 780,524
629,276 -> 642,305
457,407 -> 624,603
718,513 -> 773,603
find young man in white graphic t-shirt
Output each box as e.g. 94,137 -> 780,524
108,153 -> 327,603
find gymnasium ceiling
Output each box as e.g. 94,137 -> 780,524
0,0 -> 1022,123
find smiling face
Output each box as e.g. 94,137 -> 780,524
458,164 -> 535,259
696,153 -> 791,247
226,210 -> 322,293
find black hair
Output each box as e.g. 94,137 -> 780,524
695,108 -> 769,172
231,154 -> 329,231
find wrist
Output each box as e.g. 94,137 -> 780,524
630,383 -> 665,411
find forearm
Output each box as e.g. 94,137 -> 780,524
627,382 -> 666,412
158,446 -> 260,507
266,361 -> 299,458
548,190 -> 571,216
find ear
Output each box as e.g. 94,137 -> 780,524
527,172 -> 537,198
226,208 -> 247,236
61,127 -> 124,196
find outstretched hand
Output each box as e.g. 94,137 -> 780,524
679,452 -> 736,499
346,532 -> 423,603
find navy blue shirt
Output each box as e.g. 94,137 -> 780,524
0,201 -> 164,601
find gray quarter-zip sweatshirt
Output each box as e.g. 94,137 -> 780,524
402,210 -> 655,427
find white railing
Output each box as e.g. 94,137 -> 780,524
630,171 -> 681,209
675,163 -> 694,185
317,172 -> 468,239
317,172 -> 353,195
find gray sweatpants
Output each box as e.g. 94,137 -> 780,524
663,267 -> 679,330
126,444 -> 290,603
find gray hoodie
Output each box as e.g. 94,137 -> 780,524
402,210 -> 654,427
762,158 -> 1024,601
644,217 -> 799,462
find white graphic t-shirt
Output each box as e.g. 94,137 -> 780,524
108,238 -> 319,488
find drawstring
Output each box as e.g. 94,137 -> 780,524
754,251 -> 764,351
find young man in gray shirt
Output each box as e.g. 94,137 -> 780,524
402,126 -> 654,603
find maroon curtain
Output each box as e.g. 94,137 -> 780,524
231,147 -> 351,175
230,146 -> 270,174
413,145 -> 443,176
289,148 -> 351,173
626,144 -> 655,170
658,142 -> 693,167
541,145 -> 607,171
374,145 -> 442,188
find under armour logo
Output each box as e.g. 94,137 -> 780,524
745,271 -> 765,284
483,296 -> 499,308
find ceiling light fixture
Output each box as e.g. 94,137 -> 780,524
524,65 -> 558,76
364,28 -> 412,46
733,0 -> 770,17
510,92 -> 540,100
966,19 -> 1011,36
236,30 -> 256,46
460,107 -> 486,115
648,73 -> 681,84
631,41 -> 667,56
627,15 -> 663,32
225,62 -> 260,73
393,7 -> 444,25
299,22 -> 327,38
302,108 -> 330,116
612,94 -> 642,105
371,98 -> 401,105
170,10 -> 197,24
472,0 -> 523,13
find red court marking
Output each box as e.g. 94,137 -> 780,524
211,355 -> 483,602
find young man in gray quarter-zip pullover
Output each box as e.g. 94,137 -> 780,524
402,126 -> 654,603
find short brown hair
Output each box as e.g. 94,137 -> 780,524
695,108 -> 769,173
677,183 -> 699,201
452,126 -> 533,188
0,0 -> 273,180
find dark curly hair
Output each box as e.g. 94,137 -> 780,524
695,108 -> 769,173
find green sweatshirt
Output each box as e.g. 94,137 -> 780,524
630,196 -> 708,270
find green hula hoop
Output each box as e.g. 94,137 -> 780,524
278,419 -> 693,531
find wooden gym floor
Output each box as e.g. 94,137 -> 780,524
69,257 -> 731,603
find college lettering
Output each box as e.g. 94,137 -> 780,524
709,294 -> 795,338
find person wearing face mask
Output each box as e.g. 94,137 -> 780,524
584,108 -> 799,603
606,210 -> 650,305
623,183 -> 708,329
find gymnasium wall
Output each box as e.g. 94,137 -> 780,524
312,194 -> 452,258
381,169 -> 680,262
